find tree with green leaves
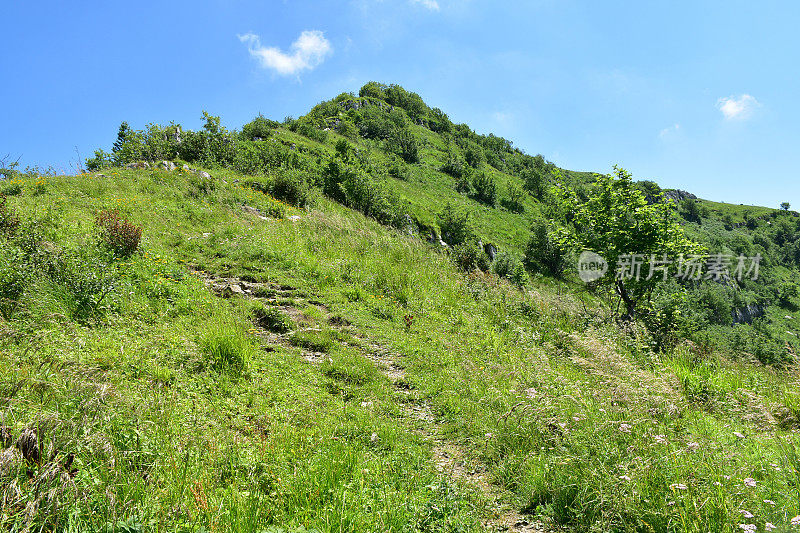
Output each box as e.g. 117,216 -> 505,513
560,166 -> 703,319
781,202 -> 791,211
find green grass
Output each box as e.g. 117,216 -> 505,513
2,159 -> 800,532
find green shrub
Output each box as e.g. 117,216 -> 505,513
241,114 -> 279,141
271,170 -> 314,208
1,182 -> 23,197
388,159 -> 410,181
437,204 -> 474,246
0,242 -> 27,318
386,127 -> 419,163
95,210 -> 142,258
440,153 -> 469,180
463,142 -> 485,168
451,241 -> 490,272
524,219 -> 570,277
492,252 -> 527,286
201,322 -> 252,373
502,181 -> 526,213
471,172 -> 497,206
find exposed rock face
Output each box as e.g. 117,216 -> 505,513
242,205 -> 267,220
663,190 -> 697,203
732,303 -> 766,325
125,161 -> 150,169
484,243 -> 497,261
158,160 -> 177,171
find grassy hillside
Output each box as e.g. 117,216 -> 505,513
3,83 -> 800,532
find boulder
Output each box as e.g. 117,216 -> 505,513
484,243 -> 497,261
221,283 -> 245,298
125,161 -> 150,170
196,170 -> 211,179
158,160 -> 177,171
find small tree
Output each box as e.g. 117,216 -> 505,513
781,202 -> 791,211
565,167 -> 702,319
471,172 -> 497,206
524,219 -> 570,277
437,203 -> 474,246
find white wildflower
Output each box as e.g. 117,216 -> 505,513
743,477 -> 756,488
670,483 -> 688,490
619,423 -> 632,433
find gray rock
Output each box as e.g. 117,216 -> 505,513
221,283 -> 245,298
158,160 -> 177,171
182,164 -> 190,171
125,161 -> 150,170
484,243 -> 497,261
196,170 -> 211,179
288,215 -> 302,222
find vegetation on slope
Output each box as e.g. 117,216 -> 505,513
2,82 -> 800,531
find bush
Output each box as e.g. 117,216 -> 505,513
441,153 -> 469,180
95,210 -> 142,258
502,181 -> 526,213
388,159 -> 410,181
471,172 -> 497,206
464,143 -> 485,168
451,241 -> 490,272
524,219 -> 570,277
386,127 -> 419,163
271,170 -> 314,208
241,114 -> 279,141
492,252 -> 527,286
437,204 -> 474,246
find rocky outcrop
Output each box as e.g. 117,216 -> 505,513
732,303 -> 766,325
662,190 -> 697,203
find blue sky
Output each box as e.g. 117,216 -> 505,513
2,0 -> 798,208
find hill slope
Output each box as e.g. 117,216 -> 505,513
2,83 -> 800,531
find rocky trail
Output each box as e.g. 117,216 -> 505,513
202,274 -> 548,532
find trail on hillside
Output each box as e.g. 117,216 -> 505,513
201,273 -> 547,532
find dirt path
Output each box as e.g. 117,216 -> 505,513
202,274 -> 547,532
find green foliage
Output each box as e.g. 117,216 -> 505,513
201,320 -> 252,373
521,155 -> 553,200
241,114 -> 279,141
451,241 -> 489,272
564,167 -> 703,317
491,251 -> 527,286
470,172 -> 497,206
251,302 -> 293,333
386,127 -> 419,163
436,203 -> 474,246
524,219 -> 570,277
0,241 -> 27,318
0,195 -> 20,236
358,81 -> 386,100
501,181 -> 526,213
270,170 -> 314,208
323,159 -> 403,226
463,142 -> 485,168
86,148 -> 113,171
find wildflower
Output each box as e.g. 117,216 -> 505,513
713,481 -> 722,486
763,499 -> 776,506
654,434 -> 667,444
619,423 -> 632,433
740,510 -> 754,518
723,475 -> 731,480
738,525 -> 755,532
734,432 -> 746,439
485,432 -> 494,439
765,523 -> 776,531
687,441 -> 700,451
792,516 -> 800,526
619,475 -> 631,481
370,432 -> 378,442
670,483 -> 688,491
743,478 -> 756,488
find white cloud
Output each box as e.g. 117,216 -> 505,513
238,31 -> 332,76
716,94 -> 760,120
410,0 -> 440,10
659,123 -> 680,139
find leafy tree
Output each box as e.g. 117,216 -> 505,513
437,203 -> 474,246
463,142 -> 485,168
502,181 -> 526,213
358,81 -> 387,100
241,114 -> 279,140
680,198 -> 703,223
521,155 -> 553,200
386,127 -> 419,163
524,219 -> 570,277
781,202 -> 791,211
471,172 -> 497,206
563,167 -> 703,318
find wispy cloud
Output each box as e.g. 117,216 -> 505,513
410,0 -> 440,11
659,123 -> 680,140
238,31 -> 332,76
717,94 -> 760,120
